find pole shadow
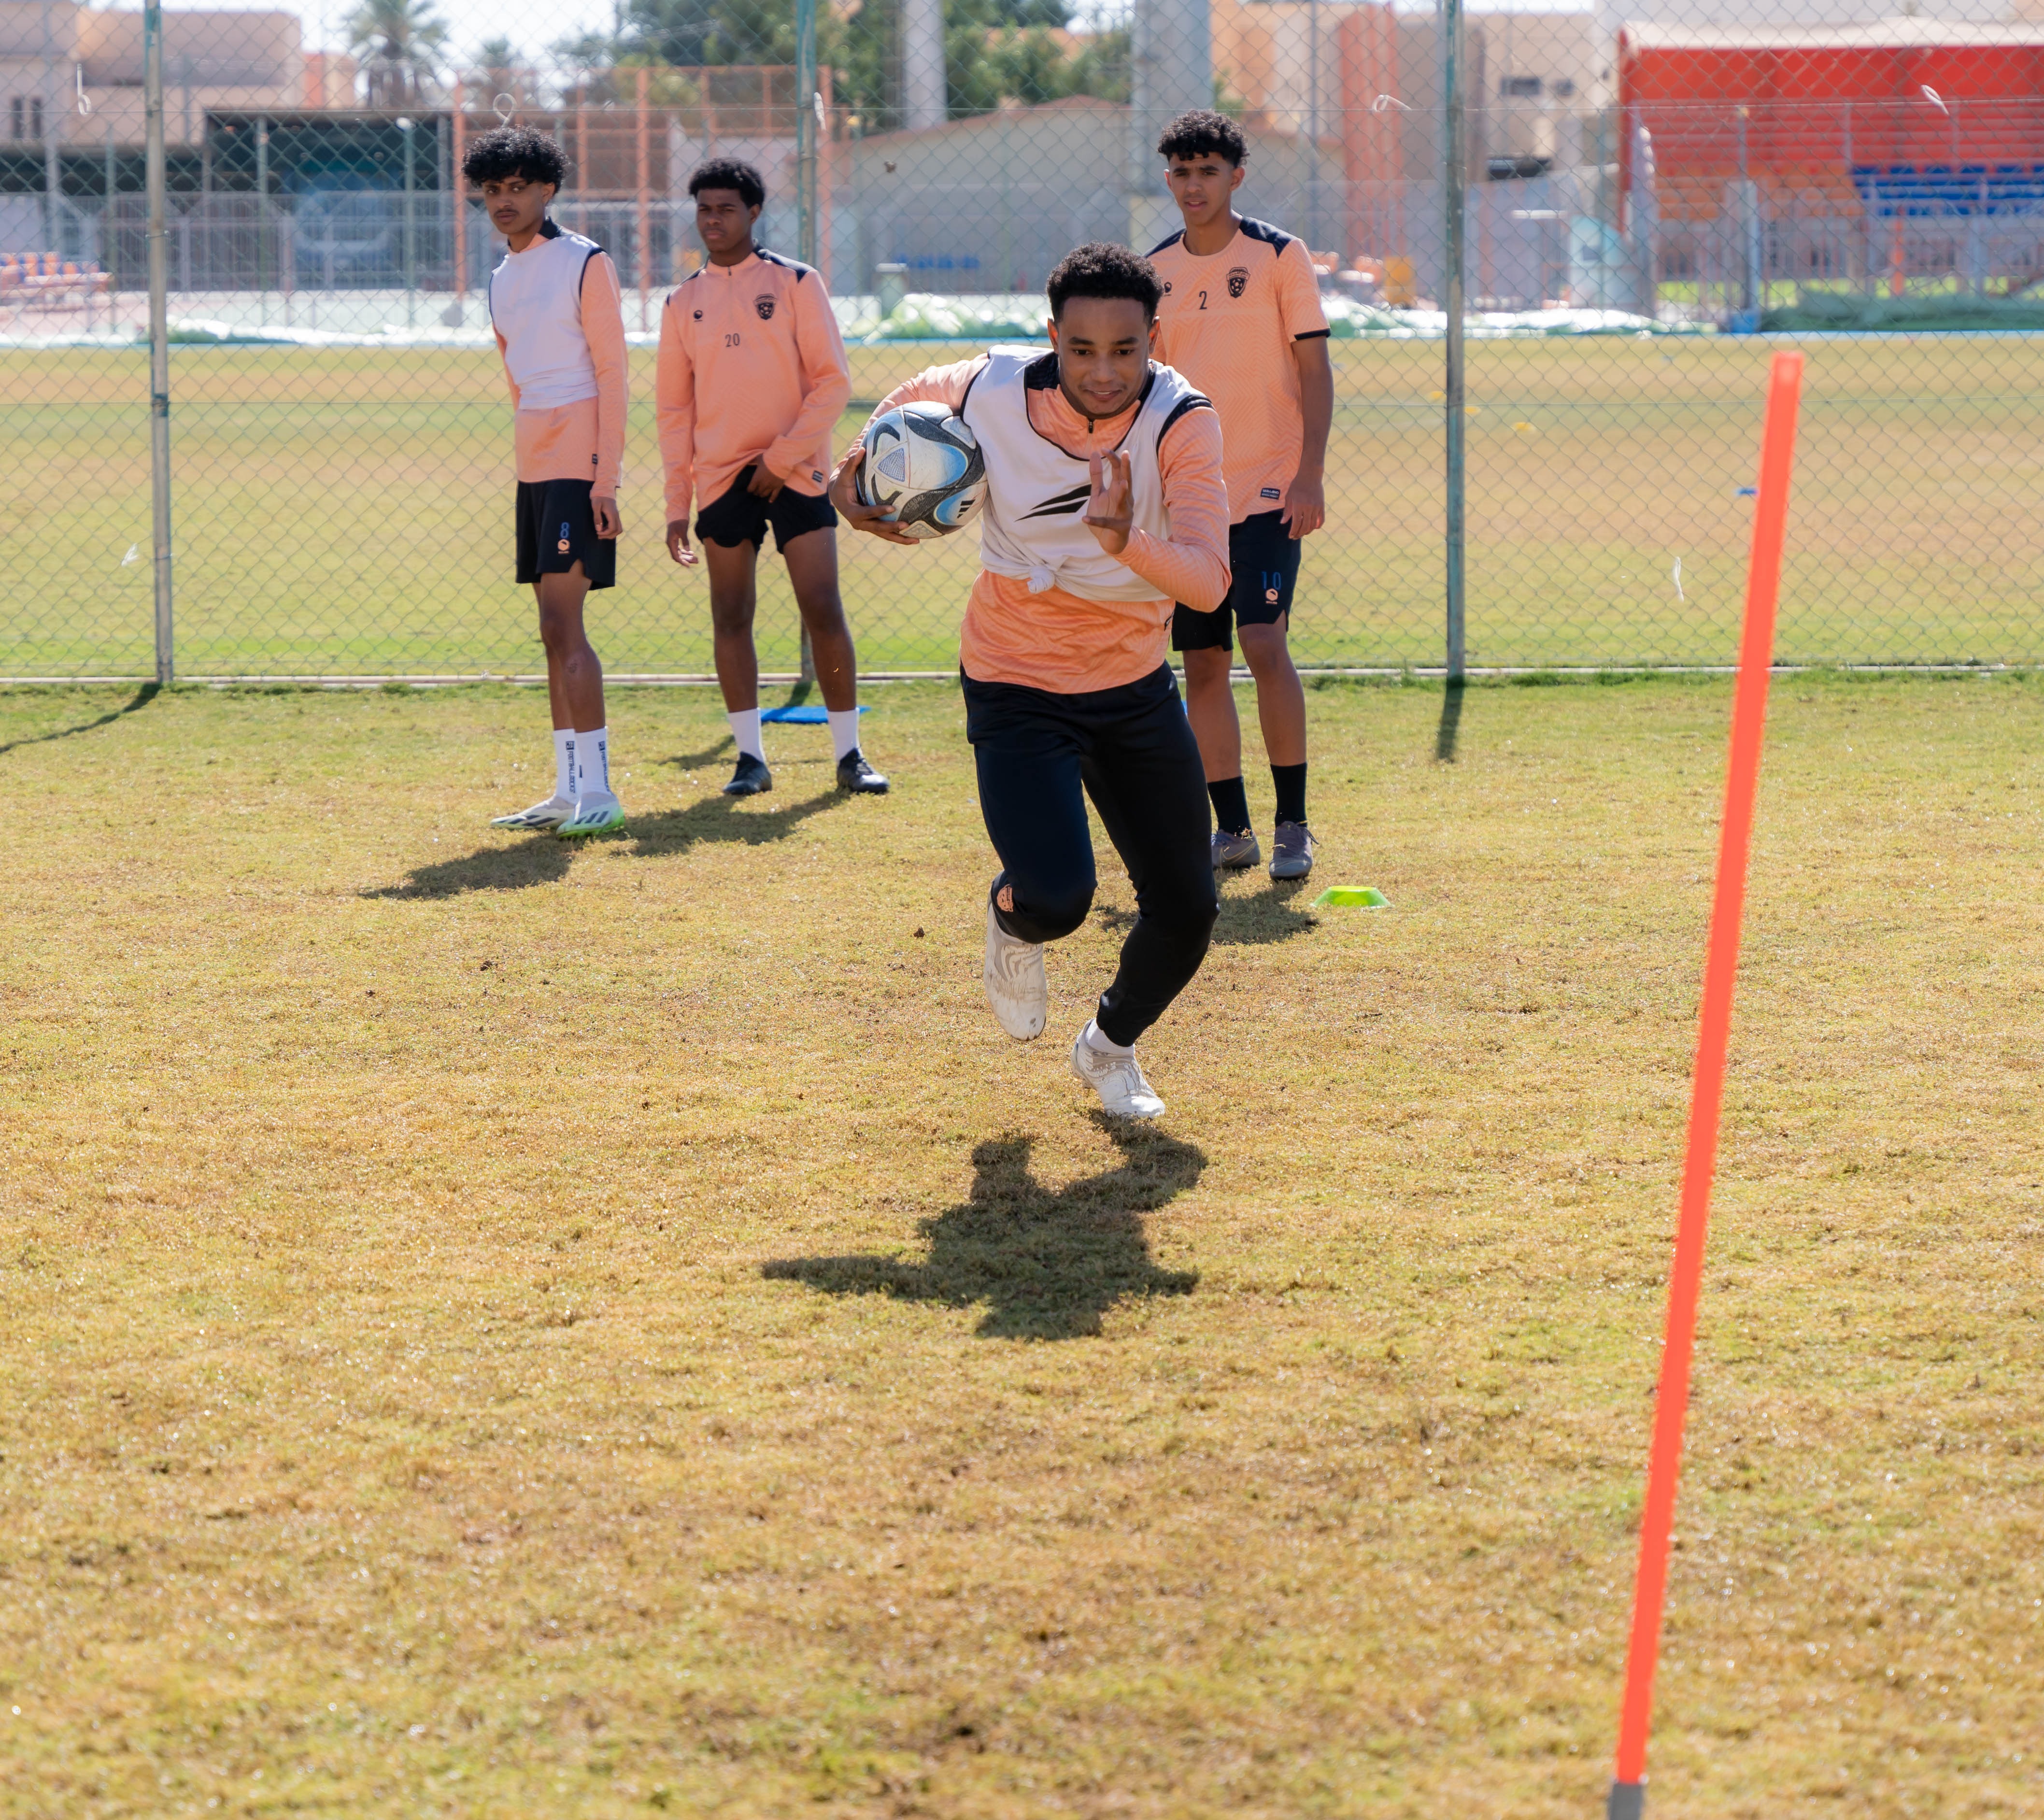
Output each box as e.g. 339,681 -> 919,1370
762,1120 -> 1204,1339
660,680 -> 814,773
362,788 -> 852,900
1434,678 -> 1465,763
0,682 -> 159,757
660,736 -> 736,771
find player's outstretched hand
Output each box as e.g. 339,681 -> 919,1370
746,463 -> 787,502
830,447 -> 917,548
1083,448 -> 1133,556
594,496 -> 622,540
665,518 -> 699,567
1281,471 -> 1325,538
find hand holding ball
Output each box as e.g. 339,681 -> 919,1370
849,403 -> 987,542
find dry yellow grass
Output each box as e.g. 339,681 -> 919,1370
2,672 -> 2041,1819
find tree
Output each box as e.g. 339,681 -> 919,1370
347,0 -> 451,107
595,0 -> 1125,128
464,35 -> 539,112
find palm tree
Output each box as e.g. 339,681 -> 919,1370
468,34 -> 532,111
347,0 -> 450,107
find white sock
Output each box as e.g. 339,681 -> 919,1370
577,726 -> 610,796
1083,1018 -> 1134,1058
827,708 -> 862,762
728,709 -> 764,763
553,728 -> 576,801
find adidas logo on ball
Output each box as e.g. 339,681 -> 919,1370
856,402 -> 987,541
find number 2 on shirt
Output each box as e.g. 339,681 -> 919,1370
1197,289 -> 1208,310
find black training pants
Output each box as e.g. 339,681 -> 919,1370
963,663 -> 1218,1048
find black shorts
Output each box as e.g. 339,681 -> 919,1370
1172,510 -> 1301,653
515,478 -> 616,590
695,467 -> 838,552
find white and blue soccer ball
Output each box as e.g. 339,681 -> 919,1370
856,402 -> 987,541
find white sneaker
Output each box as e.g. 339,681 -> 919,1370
491,794 -> 573,831
556,790 -> 625,839
982,897 -> 1047,1041
1070,1022 -> 1166,1119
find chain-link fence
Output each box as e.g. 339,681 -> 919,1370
5,0 -> 2042,679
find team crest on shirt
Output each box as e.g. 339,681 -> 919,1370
755,295 -> 776,321
1227,266 -> 1249,299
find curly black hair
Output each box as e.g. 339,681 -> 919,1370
1157,108 -> 1247,167
460,125 -> 566,189
688,157 -> 766,210
1046,241 -> 1164,322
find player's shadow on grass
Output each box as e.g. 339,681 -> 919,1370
1093,887 -> 1317,949
621,787 -> 850,858
762,1122 -> 1203,1340
366,790 -> 849,898
0,682 -> 158,756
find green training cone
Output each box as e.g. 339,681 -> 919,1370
1314,885 -> 1390,909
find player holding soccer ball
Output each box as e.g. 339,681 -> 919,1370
1149,110 -> 1334,881
657,158 -> 886,796
830,245 -> 1227,1119
471,125 -> 628,838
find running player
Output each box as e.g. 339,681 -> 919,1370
657,158 -> 886,796
470,125 -> 628,838
1149,109 -> 1334,882
829,244 -> 1226,1119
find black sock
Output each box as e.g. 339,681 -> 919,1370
1272,762 -> 1307,827
1207,776 -> 1252,836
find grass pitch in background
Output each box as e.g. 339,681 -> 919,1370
1,672 -> 2042,1819
7,334 -> 2044,678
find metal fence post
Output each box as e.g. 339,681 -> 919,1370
796,0 -> 818,267
796,0 -> 819,688
1442,0 -> 1467,681
145,0 -> 174,686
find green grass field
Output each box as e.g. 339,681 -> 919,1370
3,671 -> 2041,1817
5,335 -> 2042,679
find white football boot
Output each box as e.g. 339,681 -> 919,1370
1070,1021 -> 1166,1120
556,790 -> 625,839
491,795 -> 574,832
982,897 -> 1048,1041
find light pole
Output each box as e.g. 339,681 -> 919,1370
398,114 -> 416,327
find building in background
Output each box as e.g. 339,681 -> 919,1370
1,0 -> 306,174
1484,9 -> 1603,175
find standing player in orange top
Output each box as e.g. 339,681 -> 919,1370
1149,110 -> 1334,882
657,158 -> 886,796
472,125 -> 628,839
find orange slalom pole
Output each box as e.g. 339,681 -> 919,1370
1605,348 -> 1804,1820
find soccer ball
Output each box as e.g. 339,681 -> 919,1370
856,402 -> 987,540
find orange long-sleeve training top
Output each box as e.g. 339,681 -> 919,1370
488,224 -> 628,498
656,248 -> 852,521
853,354 -> 1229,694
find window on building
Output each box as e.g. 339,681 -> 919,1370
1502,76 -> 1543,100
